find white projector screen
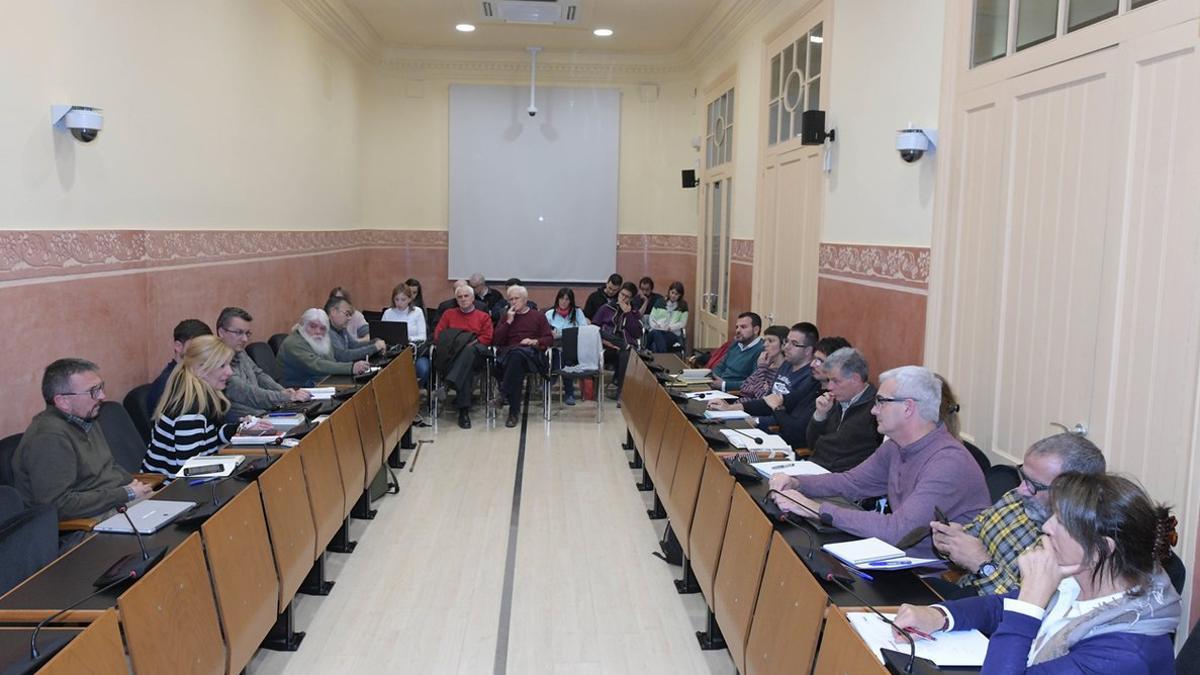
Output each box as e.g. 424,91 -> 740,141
448,84 -> 620,284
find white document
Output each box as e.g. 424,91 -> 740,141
684,389 -> 738,401
720,428 -> 791,451
846,612 -> 988,667
229,430 -> 284,445
822,537 -> 906,566
703,410 -> 751,421
751,460 -> 830,479
174,455 -> 245,479
301,387 -> 336,400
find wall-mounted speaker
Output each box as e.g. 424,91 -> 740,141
681,169 -> 699,189
801,110 -> 835,145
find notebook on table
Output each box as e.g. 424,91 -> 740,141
93,500 -> 196,534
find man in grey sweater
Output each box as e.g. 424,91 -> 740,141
325,297 -> 384,362
12,359 -> 153,520
277,308 -> 370,388
216,307 -> 311,419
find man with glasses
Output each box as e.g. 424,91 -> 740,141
769,365 -> 990,558
929,433 -> 1105,598
12,359 -> 153,520
217,307 -> 311,421
711,323 -> 823,445
804,347 -> 883,472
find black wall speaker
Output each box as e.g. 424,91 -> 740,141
801,110 -> 835,145
681,169 -> 698,188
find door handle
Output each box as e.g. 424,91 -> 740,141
1049,422 -> 1088,437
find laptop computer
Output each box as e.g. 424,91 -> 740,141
93,499 -> 196,534
368,320 -> 409,348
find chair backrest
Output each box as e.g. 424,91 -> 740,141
713,485 -> 776,673
117,534 -> 226,675
0,433 -> 21,487
97,401 -> 148,474
36,608 -> 130,675
985,464 -> 1021,503
690,452 -> 737,604
352,383 -> 385,483
121,384 -> 155,445
744,533 -> 829,675
268,332 -> 288,354
0,501 -> 58,596
297,423 -> 346,553
328,402 -> 366,517
963,440 -> 991,474
812,607 -> 890,675
662,426 -> 710,560
246,341 -> 281,382
258,448 -> 318,610
361,309 -> 383,322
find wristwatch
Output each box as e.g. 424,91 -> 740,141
977,560 -> 998,577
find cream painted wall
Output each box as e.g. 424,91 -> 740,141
823,0 -> 946,246
359,71 -> 698,234
0,1 -> 364,230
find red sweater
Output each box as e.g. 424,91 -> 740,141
493,310 -> 553,349
434,307 -> 494,345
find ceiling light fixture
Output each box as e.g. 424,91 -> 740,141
809,35 -> 823,43
456,23 -> 476,32
593,28 -> 614,37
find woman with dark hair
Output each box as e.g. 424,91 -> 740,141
592,282 -> 643,399
404,278 -> 425,308
645,281 -> 689,353
893,472 -> 1180,673
736,325 -> 788,401
545,288 -> 589,405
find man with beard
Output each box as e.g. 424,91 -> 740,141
276,308 -> 370,387
12,359 -> 154,519
930,433 -> 1105,598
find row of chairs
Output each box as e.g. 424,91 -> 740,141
0,350 -> 422,673
619,355 -> 1199,673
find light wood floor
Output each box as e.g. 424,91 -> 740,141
249,397 -> 737,674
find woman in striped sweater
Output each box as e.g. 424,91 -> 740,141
142,335 -> 271,476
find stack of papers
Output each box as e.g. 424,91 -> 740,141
703,410 -> 750,421
683,389 -> 739,401
230,428 -> 285,445
174,455 -> 245,479
720,428 -> 791,451
822,537 -> 942,570
265,412 -> 306,429
301,386 -> 336,400
750,459 -> 830,479
846,612 -> 988,667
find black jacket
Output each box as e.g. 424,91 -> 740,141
805,384 -> 883,472
583,287 -> 616,321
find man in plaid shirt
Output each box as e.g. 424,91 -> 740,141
930,433 -> 1105,597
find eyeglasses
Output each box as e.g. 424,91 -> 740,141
222,328 -> 253,338
61,383 -> 105,400
1017,465 -> 1051,495
786,340 -> 811,349
874,395 -> 918,406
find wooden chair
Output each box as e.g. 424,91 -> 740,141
661,425 -> 710,580
689,451 -> 736,610
744,532 -> 830,675
712,484 -> 775,673
327,402 -> 366,519
637,392 -> 674,486
257,448 -> 318,611
200,482 -> 279,674
651,408 -> 689,495
118,534 -> 225,675
35,607 -> 129,674
812,606 -> 890,675
296,423 -> 347,553
374,351 -> 414,456
352,382 -> 386,487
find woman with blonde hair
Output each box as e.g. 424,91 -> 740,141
142,335 -> 271,475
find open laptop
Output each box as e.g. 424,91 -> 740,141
368,320 -> 409,348
93,499 -> 196,534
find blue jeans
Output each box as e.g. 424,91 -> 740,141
551,351 -> 576,398
414,356 -> 431,385
646,329 -> 681,353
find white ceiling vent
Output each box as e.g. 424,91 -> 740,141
480,0 -> 581,25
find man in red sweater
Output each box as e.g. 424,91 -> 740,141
434,285 -> 494,428
493,285 -> 553,427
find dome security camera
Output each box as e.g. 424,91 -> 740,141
527,105 -> 538,118
896,128 -> 937,163
51,105 -> 104,143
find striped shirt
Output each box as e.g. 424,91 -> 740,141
957,488 -> 1045,595
141,405 -> 238,476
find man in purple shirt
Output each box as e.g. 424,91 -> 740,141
769,365 -> 989,557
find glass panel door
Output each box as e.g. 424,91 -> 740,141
698,177 -> 732,346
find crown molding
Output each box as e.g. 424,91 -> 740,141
682,0 -> 779,73
282,0 -> 384,64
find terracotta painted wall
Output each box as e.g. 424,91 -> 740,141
729,239 -> 754,336
815,244 -> 929,377
0,229 -> 693,438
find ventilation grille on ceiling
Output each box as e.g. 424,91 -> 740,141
480,0 -> 580,25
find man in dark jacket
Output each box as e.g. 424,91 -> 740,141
717,323 -> 822,447
583,273 -> 623,320
806,347 -> 883,471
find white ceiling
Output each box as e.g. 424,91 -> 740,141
344,0 -> 727,55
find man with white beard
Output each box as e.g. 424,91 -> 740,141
276,308 -> 370,387
927,433 -> 1105,599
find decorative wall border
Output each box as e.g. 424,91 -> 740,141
0,229 -> 448,283
731,238 -> 754,264
818,243 -> 929,290
617,234 -> 697,255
